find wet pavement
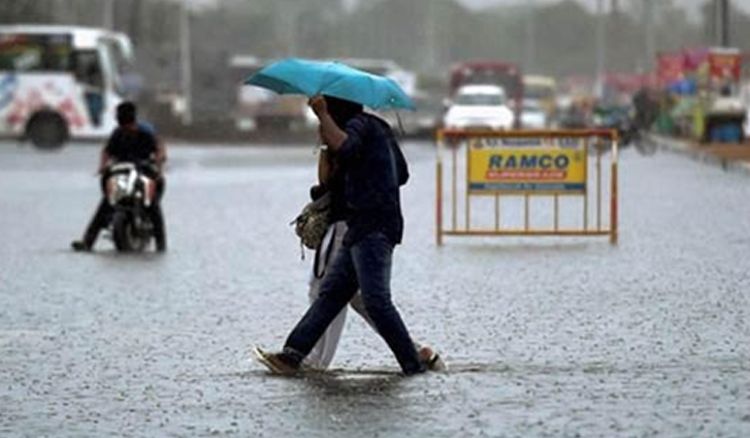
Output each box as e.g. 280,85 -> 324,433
1,140 -> 749,437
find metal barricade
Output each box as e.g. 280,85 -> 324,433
435,129 -> 619,245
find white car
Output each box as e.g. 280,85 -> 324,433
443,85 -> 514,130
521,100 -> 548,129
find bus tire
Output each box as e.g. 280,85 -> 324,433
26,111 -> 69,150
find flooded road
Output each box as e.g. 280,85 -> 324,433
1,140 -> 749,437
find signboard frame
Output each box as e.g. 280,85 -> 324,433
435,129 -> 619,245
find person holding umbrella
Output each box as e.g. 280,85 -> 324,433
255,95 -> 428,375
248,59 -> 442,375
303,99 -> 444,372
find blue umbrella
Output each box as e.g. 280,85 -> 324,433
244,58 -> 415,111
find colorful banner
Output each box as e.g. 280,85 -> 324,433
657,52 -> 684,85
468,138 -> 587,193
708,49 -> 741,81
682,47 -> 709,72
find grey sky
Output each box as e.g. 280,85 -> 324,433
457,0 -> 750,18
341,0 -> 750,21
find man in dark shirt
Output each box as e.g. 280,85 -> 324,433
257,95 -> 426,376
71,102 -> 167,252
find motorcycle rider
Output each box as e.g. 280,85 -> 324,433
71,101 -> 167,252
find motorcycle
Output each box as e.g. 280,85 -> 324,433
104,162 -> 158,252
588,104 -> 652,154
592,105 -> 639,146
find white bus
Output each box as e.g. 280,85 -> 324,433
0,25 -> 134,148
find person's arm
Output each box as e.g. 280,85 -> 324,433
98,134 -> 114,174
154,135 -> 167,173
97,148 -> 110,174
309,96 -> 347,151
309,96 -> 369,167
318,148 -> 333,185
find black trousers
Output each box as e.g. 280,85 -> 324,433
82,177 -> 166,250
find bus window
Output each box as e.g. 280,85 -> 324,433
0,34 -> 72,71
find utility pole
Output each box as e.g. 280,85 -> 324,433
711,0 -> 730,46
180,2 -> 192,125
102,0 -> 114,30
274,1 -> 299,56
524,0 -> 536,74
719,0 -> 730,47
424,0 -> 438,72
594,0 -> 606,98
642,0 -> 655,72
288,4 -> 299,56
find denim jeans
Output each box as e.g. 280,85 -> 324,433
284,232 -> 424,375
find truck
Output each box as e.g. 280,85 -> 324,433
702,47 -> 745,143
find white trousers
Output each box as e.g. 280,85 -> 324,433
303,221 -> 376,369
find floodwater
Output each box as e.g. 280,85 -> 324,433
1,139 -> 749,437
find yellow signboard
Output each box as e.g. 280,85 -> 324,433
468,138 -> 586,193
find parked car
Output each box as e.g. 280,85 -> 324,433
229,55 -> 316,132
378,93 -> 443,138
520,100 -> 548,129
557,97 -> 588,129
443,85 -> 514,130
523,75 -> 557,121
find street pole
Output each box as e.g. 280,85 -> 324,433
643,0 -> 654,72
274,1 -> 298,56
595,0 -> 606,98
102,0 -> 114,30
524,0 -> 536,74
286,3 -> 298,56
720,0 -> 730,47
180,2 -> 192,125
424,0 -> 437,72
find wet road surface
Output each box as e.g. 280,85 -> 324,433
1,140 -> 749,437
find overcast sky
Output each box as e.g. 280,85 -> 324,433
456,0 -> 750,18
339,0 -> 750,20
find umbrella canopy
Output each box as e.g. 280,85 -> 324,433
244,58 -> 415,110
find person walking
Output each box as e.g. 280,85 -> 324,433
304,137 -> 443,371
257,95 -> 429,375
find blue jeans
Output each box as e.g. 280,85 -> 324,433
284,232 -> 424,375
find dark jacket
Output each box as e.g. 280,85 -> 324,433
105,125 -> 157,164
335,113 -> 409,247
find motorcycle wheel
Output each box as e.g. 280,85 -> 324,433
112,212 -> 147,252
